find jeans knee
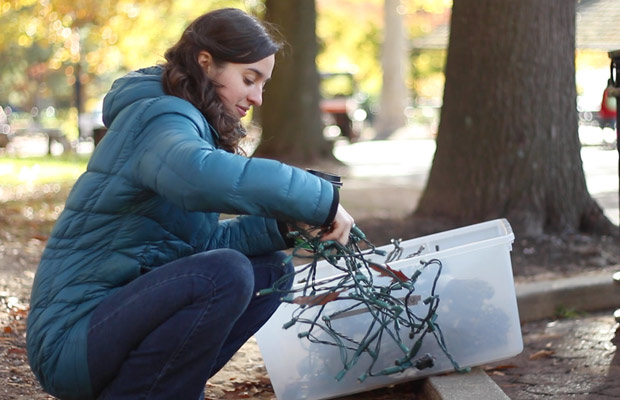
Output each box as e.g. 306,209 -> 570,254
212,249 -> 255,294
180,249 -> 255,306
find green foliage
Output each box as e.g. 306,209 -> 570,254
0,0 -> 452,129
316,1 -> 383,97
320,73 -> 356,98
0,0 -> 253,110
0,0 -> 258,143
316,0 -> 451,103
410,49 -> 446,99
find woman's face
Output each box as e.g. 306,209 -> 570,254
198,51 -> 275,120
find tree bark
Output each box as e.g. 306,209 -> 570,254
414,0 -> 616,237
255,0 -> 334,166
374,0 -> 408,140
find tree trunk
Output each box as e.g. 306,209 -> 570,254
414,0 -> 616,237
255,0 -> 334,166
75,61 -> 85,139
374,0 -> 408,140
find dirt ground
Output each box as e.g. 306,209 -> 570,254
486,312 -> 620,400
0,170 -> 619,399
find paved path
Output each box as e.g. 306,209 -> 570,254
333,133 -> 619,226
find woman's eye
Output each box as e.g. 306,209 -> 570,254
244,78 -> 254,86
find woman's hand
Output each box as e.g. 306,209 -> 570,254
320,204 -> 355,246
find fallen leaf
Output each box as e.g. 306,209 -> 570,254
7,347 -> 27,355
484,364 -> 517,372
529,349 -> 555,360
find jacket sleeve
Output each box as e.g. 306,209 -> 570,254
205,215 -> 291,255
131,98 -> 338,228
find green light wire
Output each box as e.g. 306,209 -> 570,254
257,224 -> 469,382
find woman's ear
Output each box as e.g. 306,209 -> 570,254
197,50 -> 214,76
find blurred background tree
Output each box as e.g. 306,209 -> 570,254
255,0 -> 329,164
0,0 -> 268,137
374,0 -> 409,139
256,0 -> 450,163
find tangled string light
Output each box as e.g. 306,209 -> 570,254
257,225 -> 469,382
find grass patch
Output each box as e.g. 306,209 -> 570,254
0,154 -> 89,186
0,155 -> 84,239
553,305 -> 586,320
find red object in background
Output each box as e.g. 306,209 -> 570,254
599,86 -> 617,120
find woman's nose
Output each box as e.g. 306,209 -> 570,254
248,86 -> 263,106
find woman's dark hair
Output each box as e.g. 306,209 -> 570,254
162,8 -> 281,153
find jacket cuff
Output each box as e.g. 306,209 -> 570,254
322,187 -> 339,227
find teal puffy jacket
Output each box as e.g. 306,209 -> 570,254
26,66 -> 338,399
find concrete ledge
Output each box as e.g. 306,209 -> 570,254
421,367 -> 510,400
516,270 -> 620,322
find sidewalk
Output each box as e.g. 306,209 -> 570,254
333,133 -> 619,226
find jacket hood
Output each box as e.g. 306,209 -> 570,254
102,66 -> 166,128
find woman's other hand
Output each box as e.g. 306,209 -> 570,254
320,204 -> 354,246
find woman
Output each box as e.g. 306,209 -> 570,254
27,8 -> 354,400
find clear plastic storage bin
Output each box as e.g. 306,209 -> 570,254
256,219 -> 523,400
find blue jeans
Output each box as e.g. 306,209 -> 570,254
86,249 -> 293,399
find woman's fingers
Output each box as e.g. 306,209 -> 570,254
320,204 -> 354,245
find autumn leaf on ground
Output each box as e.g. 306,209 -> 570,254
484,364 -> 518,372
484,364 -> 518,375
528,349 -> 555,360
7,347 -> 27,355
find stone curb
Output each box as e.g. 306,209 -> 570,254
516,268 -> 620,323
421,367 -> 510,400
421,267 -> 620,399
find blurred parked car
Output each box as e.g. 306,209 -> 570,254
319,72 -> 370,142
577,86 -> 617,148
578,86 -> 617,130
599,86 -> 617,129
